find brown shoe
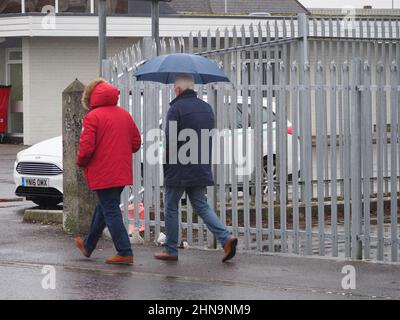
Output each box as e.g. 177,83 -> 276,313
105,255 -> 134,265
154,252 -> 178,261
222,236 -> 238,262
74,236 -> 90,258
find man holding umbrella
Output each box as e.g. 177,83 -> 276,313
156,73 -> 238,262
135,54 -> 238,262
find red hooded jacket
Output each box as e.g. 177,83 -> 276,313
77,82 -> 141,191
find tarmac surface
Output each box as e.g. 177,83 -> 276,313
1,144 -> 400,300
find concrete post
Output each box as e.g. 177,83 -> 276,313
62,79 -> 97,234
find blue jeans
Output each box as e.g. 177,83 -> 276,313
164,186 -> 231,256
84,187 -> 133,257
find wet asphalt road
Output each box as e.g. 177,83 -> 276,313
0,260 -> 350,300
1,144 -> 400,300
1,202 -> 400,300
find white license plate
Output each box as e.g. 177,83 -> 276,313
22,177 -> 50,188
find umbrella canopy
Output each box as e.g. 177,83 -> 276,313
133,53 -> 230,84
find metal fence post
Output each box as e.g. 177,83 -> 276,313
291,61 -> 300,254
350,58 -> 363,260
330,61 -> 339,257
297,13 -> 309,203
98,0 -> 107,76
361,61 -> 372,260
278,62 -> 287,253
266,62 -> 275,252
316,61 -> 326,256
376,62 -> 385,261
389,61 -> 399,262
121,66 -> 131,230
342,61 -> 351,258
208,87 -> 218,249
151,0 -> 160,56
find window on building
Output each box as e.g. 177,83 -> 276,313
0,0 -> 22,14
0,0 -> 165,15
110,0 -> 128,14
93,0 -> 128,15
59,0 -> 90,13
0,1 -> 59,14
25,1 -> 56,13
6,49 -> 23,134
8,51 -> 23,61
93,0 -> 172,15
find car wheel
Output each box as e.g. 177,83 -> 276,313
32,198 -> 62,209
262,155 -> 277,194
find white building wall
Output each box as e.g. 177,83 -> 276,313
22,37 -> 139,145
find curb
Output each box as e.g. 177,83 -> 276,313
23,209 -> 63,225
0,198 -> 23,203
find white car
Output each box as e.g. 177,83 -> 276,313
14,136 -> 63,208
222,102 -> 298,188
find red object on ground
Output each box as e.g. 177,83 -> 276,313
77,82 -> 142,190
0,86 -> 11,134
121,202 -> 145,234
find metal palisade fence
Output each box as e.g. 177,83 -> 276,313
104,13 -> 400,262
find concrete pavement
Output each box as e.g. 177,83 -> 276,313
0,201 -> 400,300
0,144 -> 27,201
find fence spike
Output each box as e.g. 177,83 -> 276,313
197,31 -> 202,52
257,22 -> 263,38
330,60 -> 337,72
188,32 -> 193,53
317,60 -> 324,72
279,60 -> 286,73
390,60 -> 398,72
274,19 -> 279,38
232,25 -> 237,36
291,60 -> 298,72
377,61 -> 384,72
224,27 -> 229,40
282,18 -> 287,38
178,36 -> 185,53
169,37 -> 176,53
363,60 -> 370,72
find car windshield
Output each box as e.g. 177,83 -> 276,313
235,104 -> 276,128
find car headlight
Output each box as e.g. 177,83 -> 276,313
14,160 -> 19,174
15,151 -> 22,163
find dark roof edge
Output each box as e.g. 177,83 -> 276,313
0,12 -> 303,19
293,0 -> 311,15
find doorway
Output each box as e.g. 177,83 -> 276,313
5,48 -> 23,136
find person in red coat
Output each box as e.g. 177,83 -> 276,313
74,78 -> 141,265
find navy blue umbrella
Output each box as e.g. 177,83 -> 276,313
133,53 -> 230,84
